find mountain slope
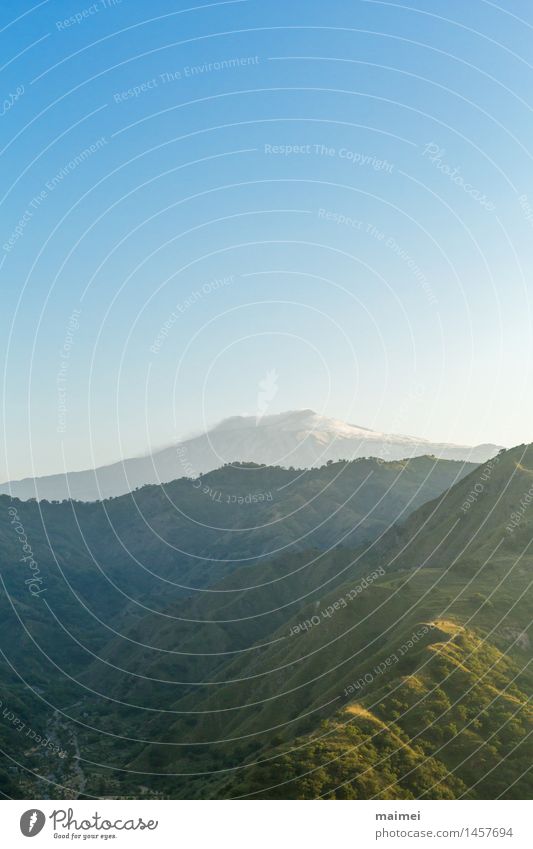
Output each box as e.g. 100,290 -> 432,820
219,622 -> 532,799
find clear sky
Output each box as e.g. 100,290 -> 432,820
1,0 -> 533,480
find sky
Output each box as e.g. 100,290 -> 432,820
1,0 -> 533,480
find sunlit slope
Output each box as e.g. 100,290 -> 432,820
221,622 -> 532,799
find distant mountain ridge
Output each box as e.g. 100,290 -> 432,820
0,409 -> 502,502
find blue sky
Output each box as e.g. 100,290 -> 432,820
1,0 -> 533,479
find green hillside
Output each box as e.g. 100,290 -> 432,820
218,621 -> 532,799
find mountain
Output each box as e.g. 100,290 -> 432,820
0,409 -> 502,502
